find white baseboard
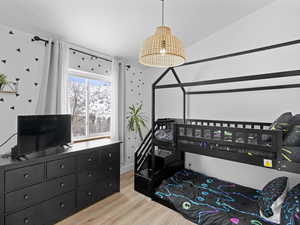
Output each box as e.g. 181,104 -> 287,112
120,162 -> 134,174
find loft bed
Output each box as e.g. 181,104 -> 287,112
134,39 -> 300,225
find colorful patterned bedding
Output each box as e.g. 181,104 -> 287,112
155,170 -> 278,225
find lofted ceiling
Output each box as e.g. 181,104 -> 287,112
0,0 -> 275,61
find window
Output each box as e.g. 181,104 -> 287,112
68,74 -> 112,139
67,49 -> 113,140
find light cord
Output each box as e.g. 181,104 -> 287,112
161,0 -> 165,26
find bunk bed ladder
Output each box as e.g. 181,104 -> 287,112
134,127 -> 156,197
135,129 -> 152,173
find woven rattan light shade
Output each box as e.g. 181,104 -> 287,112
139,26 -> 186,68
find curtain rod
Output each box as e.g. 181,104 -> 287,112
32,36 -> 112,63
31,36 -> 52,46
69,48 -> 112,62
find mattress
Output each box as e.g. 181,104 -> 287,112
155,170 -> 278,225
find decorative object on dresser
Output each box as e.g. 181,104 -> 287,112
0,140 -> 120,225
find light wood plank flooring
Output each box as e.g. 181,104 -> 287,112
56,171 -> 193,225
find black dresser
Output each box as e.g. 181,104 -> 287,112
0,139 -> 121,225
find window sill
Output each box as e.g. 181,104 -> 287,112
73,136 -> 111,144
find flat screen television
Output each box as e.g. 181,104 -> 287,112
17,115 -> 71,156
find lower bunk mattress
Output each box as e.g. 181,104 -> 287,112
155,170 -> 277,225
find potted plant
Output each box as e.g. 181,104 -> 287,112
0,74 -> 8,90
127,104 -> 148,142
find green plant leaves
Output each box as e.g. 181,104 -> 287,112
127,103 -> 148,141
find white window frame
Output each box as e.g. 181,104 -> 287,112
67,68 -> 112,141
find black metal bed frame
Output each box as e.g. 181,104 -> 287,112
150,38 -> 300,176
134,38 -> 300,202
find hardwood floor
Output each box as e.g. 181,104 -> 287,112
56,171 -> 194,225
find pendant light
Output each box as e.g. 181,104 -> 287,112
139,0 -> 186,68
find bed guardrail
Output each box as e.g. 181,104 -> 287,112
174,119 -> 283,169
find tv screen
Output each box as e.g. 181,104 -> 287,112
17,115 -> 71,155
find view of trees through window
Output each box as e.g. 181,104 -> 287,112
68,75 -> 111,139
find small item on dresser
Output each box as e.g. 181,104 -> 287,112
281,183 -> 300,225
258,177 -> 288,224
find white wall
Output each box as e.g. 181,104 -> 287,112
0,25 -> 47,153
142,0 -> 300,189
182,0 -> 300,189
122,63 -> 151,170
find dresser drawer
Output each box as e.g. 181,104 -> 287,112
6,183 -> 44,213
47,157 -> 75,179
78,169 -> 102,186
103,178 -> 119,196
45,174 -> 76,199
103,164 -> 119,179
100,146 -> 119,163
78,150 -> 100,171
5,174 -> 76,213
5,192 -> 75,225
5,164 -> 44,192
42,191 -> 75,224
77,181 -> 105,209
5,204 -> 43,225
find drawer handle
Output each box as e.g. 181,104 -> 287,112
87,191 -> 92,196
108,167 -> 113,171
24,194 -> 29,200
59,164 -> 65,169
88,158 -> 93,162
24,218 -> 29,224
60,182 -> 65,188
60,202 -> 65,208
108,153 -> 112,158
24,173 -> 30,179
